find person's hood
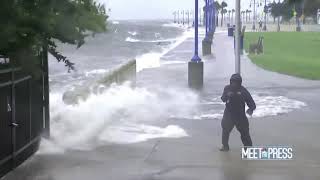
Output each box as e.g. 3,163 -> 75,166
230,74 -> 242,87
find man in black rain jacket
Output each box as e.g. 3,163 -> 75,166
220,74 -> 256,152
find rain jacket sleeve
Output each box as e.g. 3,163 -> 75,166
243,87 -> 256,111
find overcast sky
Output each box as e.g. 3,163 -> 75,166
99,0 -> 270,20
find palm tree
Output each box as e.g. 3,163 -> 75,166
214,1 -> 221,27
231,9 -> 235,24
248,10 -> 252,21
241,11 -> 246,22
246,9 -> 250,22
222,9 -> 228,24
220,1 -> 228,26
228,10 -> 231,23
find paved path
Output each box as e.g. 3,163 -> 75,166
3,29 -> 320,180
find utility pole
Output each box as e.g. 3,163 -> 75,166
235,0 -> 241,74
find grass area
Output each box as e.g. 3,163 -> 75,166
244,32 -> 320,80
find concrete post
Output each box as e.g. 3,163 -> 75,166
42,44 -> 50,138
189,0 -> 203,89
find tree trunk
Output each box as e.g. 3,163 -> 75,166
277,17 -> 280,32
216,14 -> 219,27
221,13 -> 224,26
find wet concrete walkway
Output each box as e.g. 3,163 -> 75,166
3,29 -> 320,180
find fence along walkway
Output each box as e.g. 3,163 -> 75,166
0,55 -> 49,178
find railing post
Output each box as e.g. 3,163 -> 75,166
11,63 -> 17,167
42,44 -> 50,138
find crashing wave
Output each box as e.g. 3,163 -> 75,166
128,31 -> 138,36
125,37 -> 140,42
112,21 -> 120,24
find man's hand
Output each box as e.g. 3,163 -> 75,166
246,109 -> 253,116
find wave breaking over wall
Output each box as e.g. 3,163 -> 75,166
39,84 -> 198,154
62,59 -> 136,105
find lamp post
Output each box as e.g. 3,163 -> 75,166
206,0 -> 209,34
235,0 -> 241,74
192,1 -> 200,62
212,1 -> 216,32
188,0 -> 203,89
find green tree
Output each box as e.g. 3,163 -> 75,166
0,0 -> 108,72
304,0 -> 320,22
270,1 -> 282,31
246,9 -> 251,22
288,0 -> 320,23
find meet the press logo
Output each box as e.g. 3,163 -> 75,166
241,146 -> 293,160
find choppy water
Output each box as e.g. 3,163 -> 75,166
49,20 -> 185,91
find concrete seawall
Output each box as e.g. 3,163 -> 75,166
63,59 -> 136,105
